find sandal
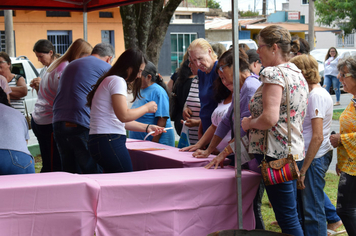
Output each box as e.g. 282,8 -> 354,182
327,229 -> 347,235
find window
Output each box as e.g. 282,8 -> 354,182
0,31 -> 5,51
337,34 -> 355,47
175,14 -> 191,19
47,31 -> 72,55
101,30 -> 115,48
46,11 -> 71,17
0,10 -> 16,17
302,0 -> 309,4
99,12 -> 113,18
170,33 -> 197,74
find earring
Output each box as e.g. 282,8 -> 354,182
273,52 -> 275,55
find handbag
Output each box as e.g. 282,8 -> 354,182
260,66 -> 300,186
177,121 -> 190,148
24,101 -> 32,130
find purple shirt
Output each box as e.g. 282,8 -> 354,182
214,74 -> 261,139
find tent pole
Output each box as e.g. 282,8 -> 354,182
83,2 -> 88,41
232,0 -> 243,230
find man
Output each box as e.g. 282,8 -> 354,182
53,43 -> 114,174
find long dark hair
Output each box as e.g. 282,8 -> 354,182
0,87 -> 11,107
87,48 -> 147,107
33,39 -> 56,59
173,59 -> 192,93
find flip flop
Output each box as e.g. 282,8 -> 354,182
327,229 -> 347,235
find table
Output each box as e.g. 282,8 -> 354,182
0,172 -> 100,236
126,139 -> 229,170
86,167 -> 261,236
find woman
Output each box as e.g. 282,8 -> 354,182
129,61 -> 175,146
182,59 -> 201,145
31,39 -> 93,172
0,87 -> 35,175
324,47 -> 341,105
87,48 -> 164,173
30,39 -> 57,92
170,59 -> 193,136
241,25 -> 309,236
290,54 -> 334,236
180,48 -> 236,155
0,52 -> 27,114
329,56 -> 356,235
0,75 -> 11,102
187,38 -> 218,136
246,49 -> 262,77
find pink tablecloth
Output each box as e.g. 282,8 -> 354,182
86,167 -> 261,236
126,139 -> 229,170
0,172 -> 100,236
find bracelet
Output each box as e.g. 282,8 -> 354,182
300,173 -> 306,177
146,124 -> 150,133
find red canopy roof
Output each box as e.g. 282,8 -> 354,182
0,0 -> 147,12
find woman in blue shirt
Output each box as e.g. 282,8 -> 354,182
129,61 -> 175,146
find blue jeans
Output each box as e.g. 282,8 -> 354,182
300,151 -> 333,236
323,75 -> 340,102
31,117 -> 62,172
337,172 -> 356,235
0,149 -> 35,175
255,154 -> 304,236
53,121 -> 101,174
88,134 -> 133,173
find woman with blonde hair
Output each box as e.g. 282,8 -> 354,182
187,38 -> 218,137
241,25 -> 308,235
31,38 -> 93,172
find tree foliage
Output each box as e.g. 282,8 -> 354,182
120,0 -> 183,65
315,0 -> 356,34
207,0 -> 221,9
239,10 -> 259,17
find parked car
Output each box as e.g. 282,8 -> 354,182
10,56 -> 39,114
310,48 -> 356,93
219,39 -> 258,51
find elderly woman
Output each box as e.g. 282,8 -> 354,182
329,56 -> 356,235
0,87 -> 35,175
290,54 -> 335,236
186,38 -> 218,137
241,25 -> 308,236
0,52 -> 27,114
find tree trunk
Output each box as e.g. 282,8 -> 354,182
120,0 -> 183,66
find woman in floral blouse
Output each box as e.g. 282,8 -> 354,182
241,25 -> 309,236
330,56 -> 356,235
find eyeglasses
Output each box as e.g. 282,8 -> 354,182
0,61 -> 7,64
257,44 -> 268,50
219,64 -> 229,72
340,72 -> 352,78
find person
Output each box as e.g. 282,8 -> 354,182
290,36 -> 310,57
0,51 -> 27,114
0,87 -> 35,175
87,48 -> 164,173
182,59 -> 201,145
0,75 -> 11,102
170,59 -> 193,135
329,56 -> 356,235
187,38 -> 219,137
241,25 -> 309,236
211,43 -> 226,58
180,48 -> 237,155
290,54 -> 334,236
324,47 -> 341,106
52,43 -> 114,174
246,49 -> 263,77
30,39 -> 57,92
31,39 -> 93,173
129,61 -> 175,146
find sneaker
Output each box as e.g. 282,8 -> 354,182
334,102 -> 341,106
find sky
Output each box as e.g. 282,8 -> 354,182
218,0 -> 287,14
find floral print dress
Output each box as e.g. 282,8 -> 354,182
248,62 -> 309,161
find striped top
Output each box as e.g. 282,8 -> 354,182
185,76 -> 201,145
8,75 -> 25,115
337,101 -> 356,176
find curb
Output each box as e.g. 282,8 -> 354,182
28,144 -> 40,157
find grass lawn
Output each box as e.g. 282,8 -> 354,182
34,156 -> 345,234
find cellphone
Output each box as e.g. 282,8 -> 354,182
352,98 -> 356,104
